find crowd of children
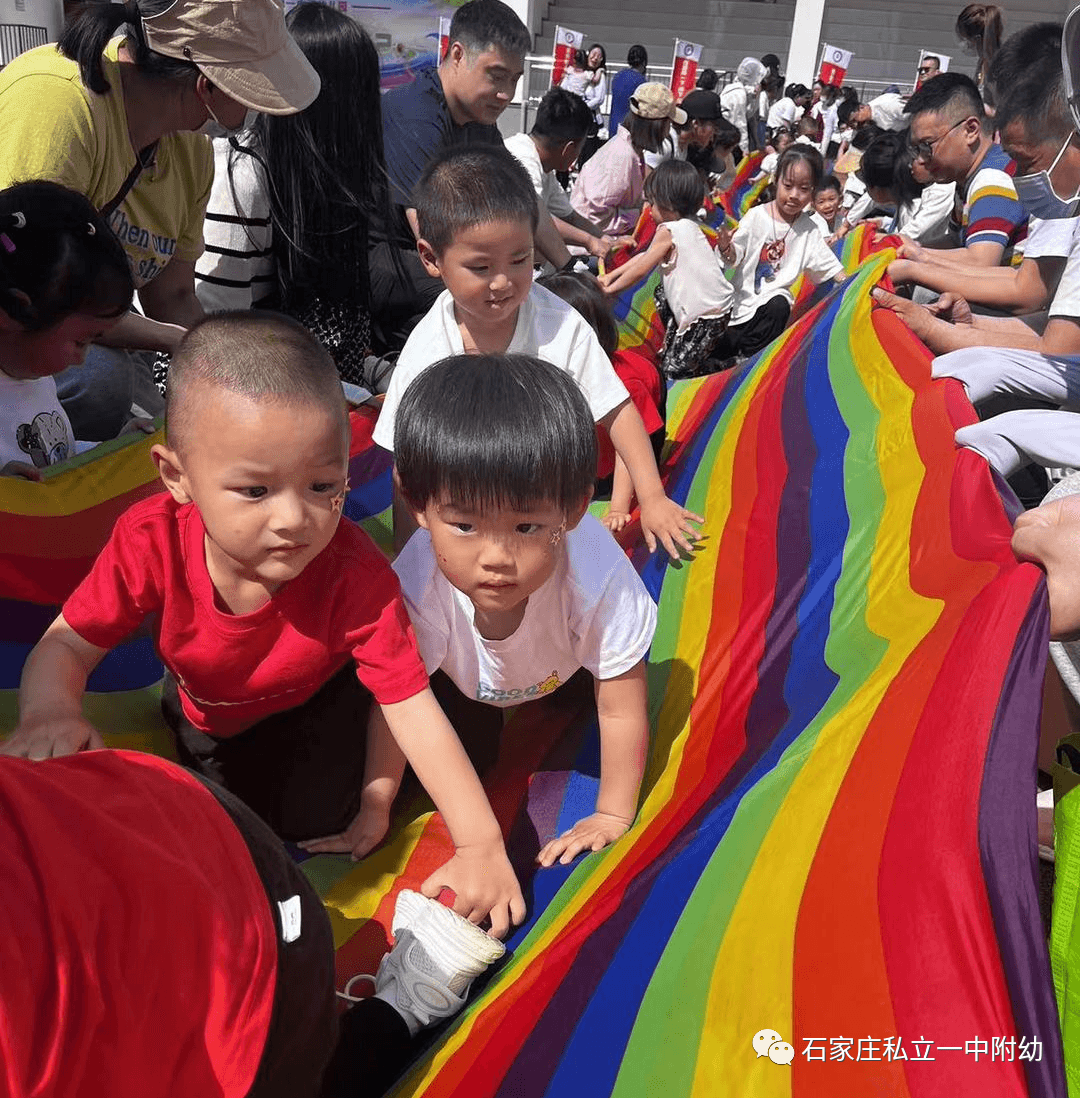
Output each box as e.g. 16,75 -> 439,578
9,0 -> 1080,1093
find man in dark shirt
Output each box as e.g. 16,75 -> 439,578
372,0 -> 572,353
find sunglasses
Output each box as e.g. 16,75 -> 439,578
908,116 -> 971,161
917,66 -> 935,74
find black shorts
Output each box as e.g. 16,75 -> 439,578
163,663 -> 372,842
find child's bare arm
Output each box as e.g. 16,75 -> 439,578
377,687 -> 525,937
603,400 -> 702,559
597,228 -> 672,296
3,613 -> 108,758
299,702 -> 408,861
537,661 -> 649,866
602,454 -> 634,534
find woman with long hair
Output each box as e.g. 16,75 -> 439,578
956,3 -> 1004,96
578,42 -> 609,164
197,2 -> 395,387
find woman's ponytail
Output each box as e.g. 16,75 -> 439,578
58,2 -> 134,95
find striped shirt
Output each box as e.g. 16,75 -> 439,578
952,143 -> 1027,262
194,136 -> 275,312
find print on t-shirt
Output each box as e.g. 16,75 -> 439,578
755,238 -> 785,292
18,409 -> 70,467
477,669 -> 563,704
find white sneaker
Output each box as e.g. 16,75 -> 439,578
351,891 -> 505,1035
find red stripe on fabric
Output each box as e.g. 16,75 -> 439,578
877,313 -> 1028,1095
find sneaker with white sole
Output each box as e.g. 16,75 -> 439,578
345,890 -> 507,1035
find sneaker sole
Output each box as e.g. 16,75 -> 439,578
393,890 -> 506,970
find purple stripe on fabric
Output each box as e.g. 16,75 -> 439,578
978,583 -> 1066,1096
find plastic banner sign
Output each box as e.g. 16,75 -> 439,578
552,25 -> 584,87
437,15 -> 451,61
671,39 -> 703,102
819,43 -> 852,88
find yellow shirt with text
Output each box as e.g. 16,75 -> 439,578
0,39 -> 213,287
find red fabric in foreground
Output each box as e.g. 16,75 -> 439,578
0,750 -> 277,1098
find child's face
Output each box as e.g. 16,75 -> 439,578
775,162 -> 815,221
0,311 -> 121,380
814,187 -> 840,222
419,218 -> 535,340
415,496 -> 579,622
154,389 -> 349,595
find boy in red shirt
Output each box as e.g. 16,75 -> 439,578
2,311 -> 524,938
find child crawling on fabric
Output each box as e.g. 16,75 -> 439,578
374,352 -> 659,865
3,311 -> 524,938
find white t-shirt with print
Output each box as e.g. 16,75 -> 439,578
392,513 -> 657,707
504,131 -> 574,221
373,283 -> 630,451
728,204 -> 844,325
0,373 -> 77,471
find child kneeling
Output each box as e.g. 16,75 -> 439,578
599,159 -> 734,380
4,312 -> 523,937
384,353 -> 658,865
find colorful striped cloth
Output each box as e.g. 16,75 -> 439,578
0,250 -> 1064,1095
380,251 -> 1063,1097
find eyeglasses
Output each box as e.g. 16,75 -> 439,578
908,116 -> 971,161
917,66 -> 935,75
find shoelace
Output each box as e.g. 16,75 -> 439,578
336,972 -> 376,1004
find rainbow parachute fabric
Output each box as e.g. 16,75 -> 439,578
0,254 -> 1065,1095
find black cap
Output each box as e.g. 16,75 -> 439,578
680,89 -> 724,121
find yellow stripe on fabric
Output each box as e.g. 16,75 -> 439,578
0,429 -> 161,518
396,343 -> 793,1095
689,257 -> 942,1097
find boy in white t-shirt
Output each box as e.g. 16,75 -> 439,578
373,144 -> 701,559
387,352 -> 658,866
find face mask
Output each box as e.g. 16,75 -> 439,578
196,103 -> 259,139
1013,135 -> 1080,220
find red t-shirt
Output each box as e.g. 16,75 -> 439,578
0,751 -> 277,1098
63,495 -> 429,736
597,346 -> 666,479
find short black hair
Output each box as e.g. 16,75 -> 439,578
395,353 -> 597,514
644,159 -> 705,219
990,23 -> 1071,142
761,53 -> 781,72
167,311 -> 347,454
922,54 -> 941,67
714,117 -> 740,149
532,86 -> 594,145
414,145 -> 539,255
696,67 -> 718,91
836,97 -> 861,127
850,122 -> 883,151
537,271 -> 617,357
859,130 -> 903,189
776,144 -> 824,190
0,181 -> 133,332
447,0 -> 530,60
815,174 -> 842,196
904,71 -> 985,124
627,44 -> 647,69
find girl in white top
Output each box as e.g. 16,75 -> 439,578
712,145 -> 845,361
600,159 -> 734,379
0,182 -> 150,481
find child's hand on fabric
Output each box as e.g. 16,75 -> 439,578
0,715 -> 104,759
597,268 -> 621,294
536,811 -> 632,866
0,460 -> 43,481
716,225 -> 733,252
638,491 -> 703,559
421,839 -> 526,939
602,508 -> 632,533
297,798 -> 392,862
886,257 -> 915,284
896,236 -> 926,263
